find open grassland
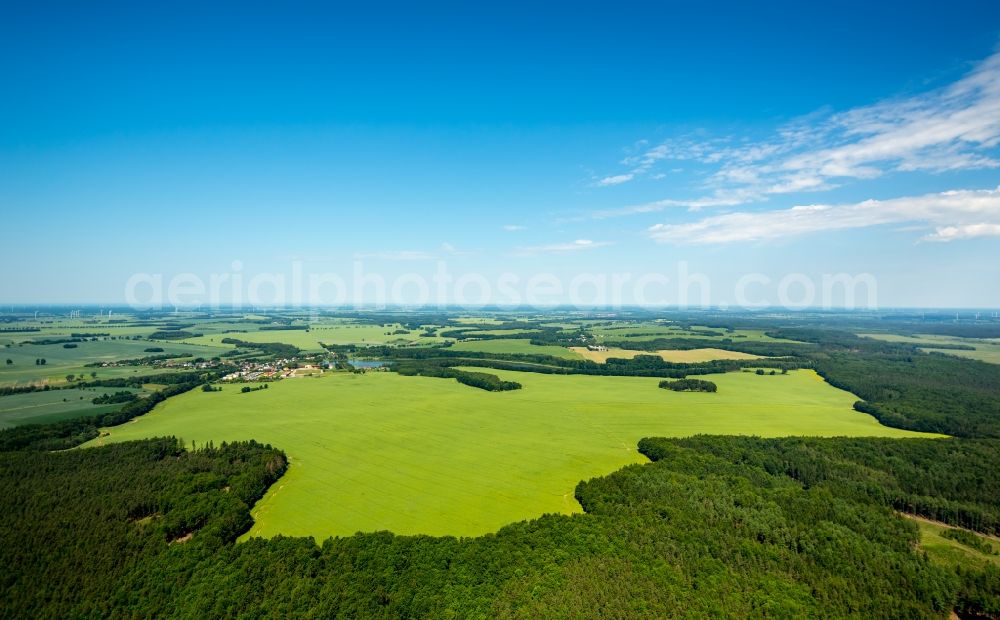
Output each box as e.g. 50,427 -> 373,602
459,328 -> 542,337
451,317 -> 506,325
908,516 -> 1000,568
0,339 -> 225,387
590,324 -> 803,344
0,317 -> 162,340
183,323 -> 449,351
861,332 -> 1000,364
0,386 -> 145,429
88,368 -> 936,540
449,338 -> 582,359
570,346 -> 763,364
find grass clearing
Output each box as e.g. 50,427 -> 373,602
0,387 -> 145,428
570,346 -> 763,364
905,515 -> 1000,568
449,338 -> 582,359
87,368 -> 936,540
860,333 -> 1000,364
0,339 -> 225,387
590,324 -> 803,344
184,323 -> 450,351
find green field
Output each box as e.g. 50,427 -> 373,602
459,328 -> 542,337
0,386 -> 145,428
448,338 -> 582,359
911,517 -> 1000,568
87,368 -> 936,540
0,339 -> 225,387
861,333 -> 1000,364
590,324 -> 803,344
183,323 -> 449,351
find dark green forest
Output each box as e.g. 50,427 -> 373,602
1,435 -> 997,617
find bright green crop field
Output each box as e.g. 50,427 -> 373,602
0,339 -> 225,387
448,338 -> 583,359
0,386 -> 146,429
860,332 -> 1000,364
589,324 -> 805,344
87,368 -> 937,540
182,323 -> 448,351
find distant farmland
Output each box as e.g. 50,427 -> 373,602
570,346 -> 763,364
449,338 -> 583,359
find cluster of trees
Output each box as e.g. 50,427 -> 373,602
393,361 -> 521,391
31,337 -> 83,345
91,391 -> 138,405
84,352 -> 194,367
240,384 -> 269,393
943,528 -> 998,556
0,384 -> 60,397
149,330 -> 201,340
220,338 -> 300,359
659,378 -> 717,392
34,358 -> 46,365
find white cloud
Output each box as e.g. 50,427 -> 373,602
595,173 -> 634,186
515,239 -> 612,255
594,49 -> 1000,210
923,223 -> 1000,242
591,189 -> 757,219
502,224 -> 526,231
647,186 -> 1000,244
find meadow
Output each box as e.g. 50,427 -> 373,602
909,516 -> 1000,569
0,339 -> 223,387
0,386 -> 145,429
181,322 -> 448,351
587,323 -> 803,344
448,337 -> 583,359
88,368 -> 936,540
860,332 -> 1000,364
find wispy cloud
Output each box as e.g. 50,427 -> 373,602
514,239 -> 612,255
591,49 -> 1000,212
591,190 -> 756,219
595,173 -> 634,187
353,250 -> 434,261
502,224 -> 526,231
647,186 -> 1000,244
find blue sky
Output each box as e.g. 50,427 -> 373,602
2,1 -> 1000,307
